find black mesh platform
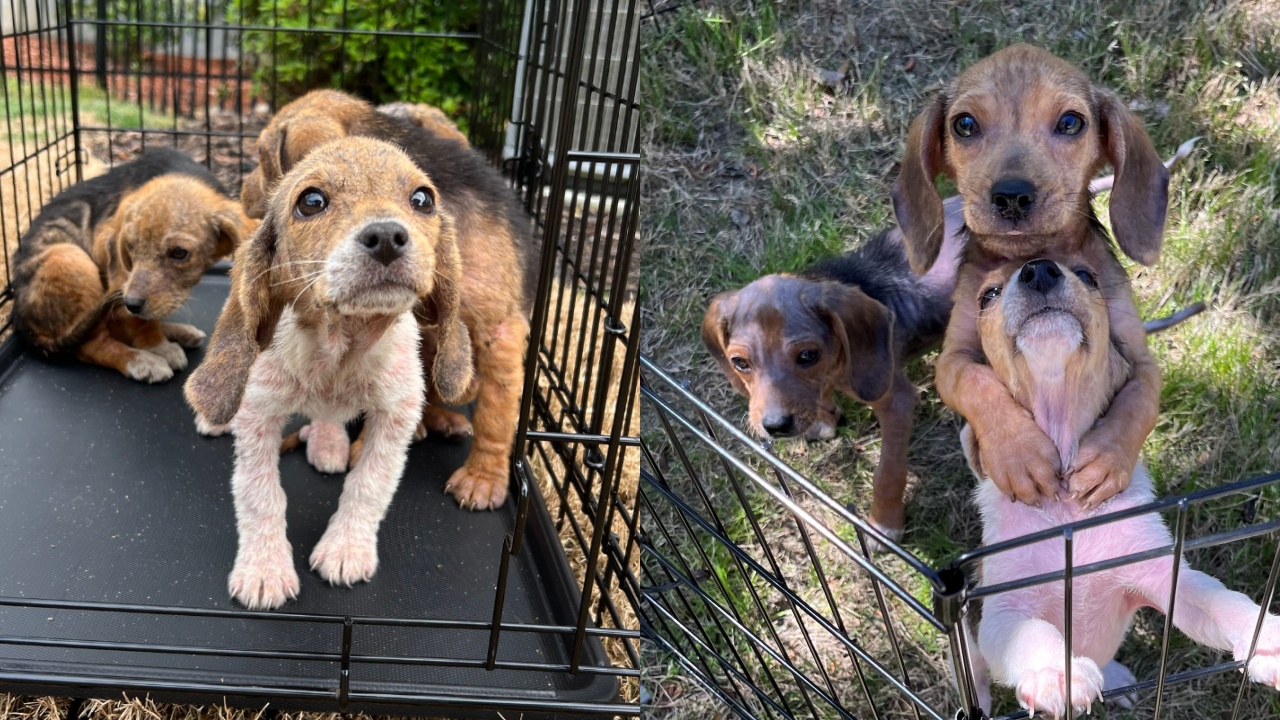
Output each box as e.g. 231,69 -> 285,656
0,273 -> 617,718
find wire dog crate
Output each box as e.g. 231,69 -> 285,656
0,0 -> 640,716
639,352 -> 1280,720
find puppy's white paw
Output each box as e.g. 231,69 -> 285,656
299,421 -> 350,474
1238,615 -> 1280,689
1014,656 -> 1104,718
310,524 -> 379,586
195,413 -> 230,437
805,421 -> 837,441
863,518 -> 904,554
1101,659 -> 1138,709
162,322 -> 207,348
142,338 -> 189,371
228,542 -> 299,610
124,350 -> 175,383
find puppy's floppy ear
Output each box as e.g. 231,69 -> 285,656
424,219 -> 474,404
184,215 -> 282,425
893,93 -> 950,274
814,282 -> 895,403
701,290 -> 746,396
240,169 -> 267,219
92,212 -> 133,288
211,203 -> 257,260
1096,89 -> 1168,266
254,116 -> 345,207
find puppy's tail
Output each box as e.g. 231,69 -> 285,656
1144,301 -> 1207,335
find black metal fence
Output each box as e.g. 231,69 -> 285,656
0,0 -> 641,716
639,352 -> 1280,720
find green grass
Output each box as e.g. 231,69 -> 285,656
2,78 -> 174,144
640,0 -> 1280,718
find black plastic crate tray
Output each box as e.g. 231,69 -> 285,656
0,272 -> 618,718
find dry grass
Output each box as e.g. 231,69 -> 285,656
639,0 -> 1280,718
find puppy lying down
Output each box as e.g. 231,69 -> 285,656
184,138 -> 471,609
11,148 -> 252,381
964,254 -> 1280,717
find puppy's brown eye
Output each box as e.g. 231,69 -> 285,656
168,247 -> 189,261
410,187 -> 435,215
1056,112 -> 1085,136
295,188 -> 328,218
1073,268 -> 1098,288
796,349 -> 819,367
979,285 -> 1002,310
730,356 -> 750,372
952,113 -> 980,138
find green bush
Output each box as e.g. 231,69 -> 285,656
229,0 -> 479,122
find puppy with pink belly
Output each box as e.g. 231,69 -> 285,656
962,255 -> 1280,717
185,138 -> 472,610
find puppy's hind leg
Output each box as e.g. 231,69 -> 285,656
227,408 -> 297,610
311,396 -> 420,586
1131,558 -> 1280,688
445,316 -> 527,510
296,420 -> 351,474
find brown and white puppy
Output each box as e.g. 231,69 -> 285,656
963,254 -> 1276,717
895,44 -> 1169,510
217,89 -> 530,511
184,138 -> 471,610
703,224 -> 961,541
12,148 -> 252,382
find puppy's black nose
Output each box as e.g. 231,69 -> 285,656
762,413 -> 795,437
1018,259 -> 1063,295
122,296 -> 147,316
990,178 -> 1037,220
357,221 -> 409,266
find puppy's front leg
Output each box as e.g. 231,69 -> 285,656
980,597 -> 1104,717
866,371 -> 917,543
445,316 -> 528,510
76,324 -> 174,383
228,408 -> 297,610
311,399 -> 420,586
1131,559 -> 1280,687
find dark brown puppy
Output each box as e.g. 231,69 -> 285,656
703,221 -> 960,541
231,89 -> 530,511
11,148 -> 253,382
894,44 -> 1168,510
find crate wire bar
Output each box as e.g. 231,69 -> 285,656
638,353 -> 1280,720
0,0 -> 642,716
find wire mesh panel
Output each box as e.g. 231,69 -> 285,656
0,0 -> 642,715
638,352 -> 1280,720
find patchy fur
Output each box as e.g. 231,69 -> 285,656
963,256 -> 1280,717
184,138 -> 470,609
240,89 -> 532,511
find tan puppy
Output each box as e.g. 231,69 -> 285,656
184,138 -> 471,609
223,89 -> 529,512
12,148 -> 252,382
894,44 -> 1167,509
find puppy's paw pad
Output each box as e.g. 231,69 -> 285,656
164,323 -> 207,348
144,339 -> 189,371
1015,657 -> 1103,718
446,466 -> 508,510
300,422 -> 349,474
228,553 -> 300,610
418,408 -> 473,440
310,529 -> 378,586
125,351 -> 175,383
195,413 -> 230,436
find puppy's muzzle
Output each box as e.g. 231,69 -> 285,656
1018,259 -> 1062,295
990,178 -> 1037,221
358,221 -> 409,266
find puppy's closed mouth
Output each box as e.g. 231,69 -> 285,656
330,277 -> 420,314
